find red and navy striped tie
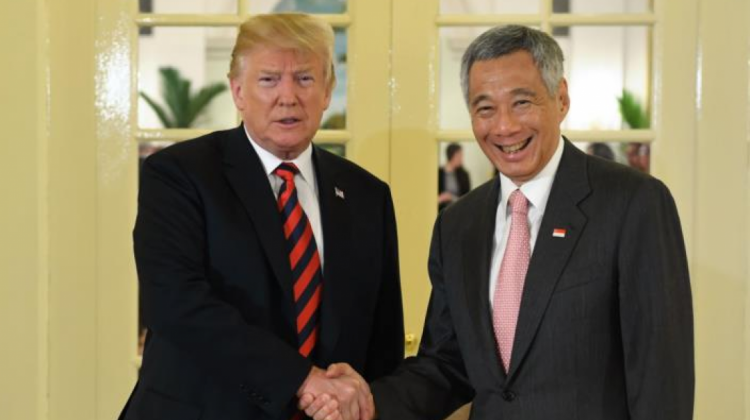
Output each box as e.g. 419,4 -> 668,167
274,162 -> 322,359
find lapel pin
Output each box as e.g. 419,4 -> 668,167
552,228 -> 567,238
334,187 -> 345,200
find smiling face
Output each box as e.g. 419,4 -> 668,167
230,45 -> 332,160
468,50 -> 570,185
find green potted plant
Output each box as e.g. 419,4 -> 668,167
140,66 -> 227,128
616,89 -> 651,172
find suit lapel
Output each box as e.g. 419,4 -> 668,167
221,126 -> 295,305
313,148 -> 353,362
462,178 -> 507,384
507,140 -> 591,380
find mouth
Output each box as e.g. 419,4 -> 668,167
497,137 -> 532,154
276,117 -> 301,126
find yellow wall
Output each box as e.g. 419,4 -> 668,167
0,0 -> 45,418
1,0 -> 749,419
691,0 -> 750,416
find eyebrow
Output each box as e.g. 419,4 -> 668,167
258,69 -> 315,79
470,94 -> 491,108
470,87 -> 540,108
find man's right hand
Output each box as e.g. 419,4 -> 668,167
297,364 -> 374,420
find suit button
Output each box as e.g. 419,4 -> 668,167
502,390 -> 516,402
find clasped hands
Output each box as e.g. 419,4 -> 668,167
297,363 -> 374,420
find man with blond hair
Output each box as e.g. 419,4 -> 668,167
119,14 -> 403,420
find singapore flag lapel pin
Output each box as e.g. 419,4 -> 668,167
552,228 -> 567,238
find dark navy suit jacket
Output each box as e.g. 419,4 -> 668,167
120,125 -> 404,420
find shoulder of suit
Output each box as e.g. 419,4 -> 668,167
144,128 -> 232,168
315,146 -> 389,190
441,177 -> 496,218
582,151 -> 662,192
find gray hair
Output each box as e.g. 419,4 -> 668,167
460,25 -> 564,105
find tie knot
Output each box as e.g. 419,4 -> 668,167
508,190 -> 529,215
274,162 -> 299,182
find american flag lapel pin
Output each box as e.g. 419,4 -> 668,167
552,228 -> 567,238
334,187 -> 345,200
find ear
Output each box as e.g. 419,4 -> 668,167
229,77 -> 245,111
556,77 -> 570,121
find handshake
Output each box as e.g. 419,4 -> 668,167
296,363 -> 375,420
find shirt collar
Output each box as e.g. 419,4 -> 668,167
498,136 -> 565,214
244,124 -> 316,186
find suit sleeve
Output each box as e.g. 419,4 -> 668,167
135,151 -> 311,417
363,186 -> 405,380
372,213 -> 475,420
618,178 -> 694,419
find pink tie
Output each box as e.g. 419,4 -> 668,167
492,189 -> 530,372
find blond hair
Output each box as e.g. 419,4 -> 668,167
228,13 -> 336,89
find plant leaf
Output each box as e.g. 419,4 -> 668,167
186,83 -> 228,127
160,67 -> 192,128
139,91 -> 174,128
617,89 -> 650,129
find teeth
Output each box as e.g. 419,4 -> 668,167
500,138 -> 530,153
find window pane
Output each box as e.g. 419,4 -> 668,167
322,29 -> 348,129
438,141 -> 494,210
441,0 -> 540,14
556,26 -> 651,130
572,141 -> 650,173
138,27 -> 237,130
316,143 -> 346,157
438,27 -> 491,130
140,0 -> 238,14
248,0 -> 347,14
568,0 -> 650,14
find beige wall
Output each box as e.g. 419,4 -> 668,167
691,0 -> 750,416
1,0 -> 749,419
0,0 -> 45,418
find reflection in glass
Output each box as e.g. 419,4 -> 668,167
556,26 -> 650,131
438,27 -> 491,130
248,0 -> 346,14
139,27 -> 238,130
440,0 -> 540,14
438,141 -> 495,209
140,0 -> 238,14
574,141 -> 650,173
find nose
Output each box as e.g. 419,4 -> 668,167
277,76 -> 299,107
493,106 -> 522,137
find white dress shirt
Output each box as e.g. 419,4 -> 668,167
488,137 -> 565,305
244,126 -> 324,267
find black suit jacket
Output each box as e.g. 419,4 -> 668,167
373,140 -> 693,420
120,126 -> 404,420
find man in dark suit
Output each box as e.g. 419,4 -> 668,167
119,14 -> 404,420
438,143 -> 472,211
368,25 -> 694,420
